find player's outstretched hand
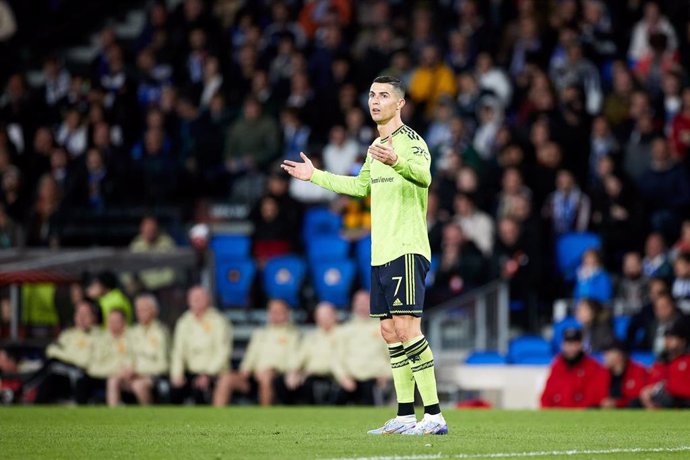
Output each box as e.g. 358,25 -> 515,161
281,152 -> 314,181
368,141 -> 398,166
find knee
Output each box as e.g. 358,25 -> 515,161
394,326 -> 412,344
379,323 -> 398,344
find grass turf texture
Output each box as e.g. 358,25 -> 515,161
1,407 -> 690,459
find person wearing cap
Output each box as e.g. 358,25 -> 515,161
600,340 -> 648,408
540,328 -> 608,408
640,320 -> 690,408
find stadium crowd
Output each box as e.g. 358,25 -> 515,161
1,0 -> 690,406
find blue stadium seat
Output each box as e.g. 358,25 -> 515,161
210,234 -> 251,259
215,258 -> 256,308
508,335 -> 553,364
555,232 -> 602,281
425,255 -> 439,287
465,351 -> 507,365
312,259 -> 356,308
356,235 -> 371,289
630,351 -> 656,367
263,255 -> 306,308
306,235 -> 350,264
302,208 -> 342,242
551,316 -> 582,353
613,315 -> 631,341
511,353 -> 555,365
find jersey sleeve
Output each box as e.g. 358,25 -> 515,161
310,159 -> 370,197
390,136 -> 431,188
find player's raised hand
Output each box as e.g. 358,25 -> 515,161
281,152 -> 314,181
368,141 -> 398,166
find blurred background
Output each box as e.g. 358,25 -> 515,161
0,0 -> 689,409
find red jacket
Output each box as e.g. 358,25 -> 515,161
541,354 -> 608,408
671,113 -> 690,160
649,353 -> 690,399
603,359 -> 648,407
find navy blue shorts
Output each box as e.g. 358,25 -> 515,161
370,253 -> 430,319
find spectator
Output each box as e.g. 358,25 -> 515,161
495,168 -> 531,220
408,44 -> 457,119
540,328 -> 608,408
628,2 -> 678,64
55,108 -> 87,158
127,216 -> 177,291
476,52 -> 512,109
672,253 -> 690,313
453,193 -> 494,256
282,302 -> 339,404
543,170 -> 591,237
250,194 -> 298,266
106,294 -> 169,406
600,340 -> 648,408
590,174 -> 641,268
323,125 -> 359,176
574,298 -> 614,353
640,321 -> 690,409
86,271 -> 133,326
673,220 -> 690,256
491,216 -> 539,328
279,107 -> 310,163
23,300 -> 99,403
76,309 -> 133,404
615,252 -> 649,315
170,286 -> 232,407
637,293 -> 684,356
25,174 -> 62,248
225,97 -> 280,174
670,87 -> 690,163
71,148 -> 118,213
233,299 -> 299,406
574,249 -> 613,304
432,221 -> 486,302
637,138 -> 690,237
642,232 -> 673,281
633,33 -> 678,94
549,42 -> 602,115
331,290 -> 390,405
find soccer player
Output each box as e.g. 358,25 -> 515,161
282,75 -> 447,435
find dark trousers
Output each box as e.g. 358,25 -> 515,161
75,375 -> 106,405
25,359 -> 85,404
274,375 -> 337,405
335,379 -> 377,405
169,373 -> 218,405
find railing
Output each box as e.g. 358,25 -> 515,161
426,280 -> 510,355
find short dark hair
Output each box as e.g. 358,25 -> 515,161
372,75 -> 405,98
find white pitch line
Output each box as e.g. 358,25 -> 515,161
325,445 -> 690,460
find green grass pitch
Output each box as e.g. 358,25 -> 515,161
2,407 -> 690,459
